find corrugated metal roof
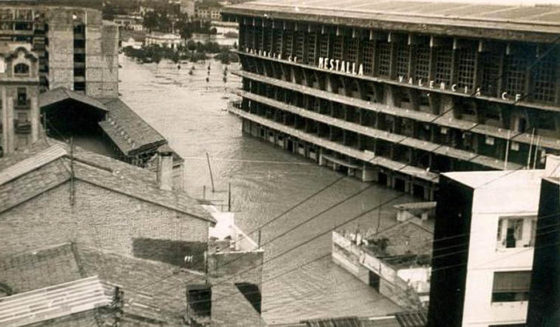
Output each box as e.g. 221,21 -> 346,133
0,276 -> 112,327
223,0 -> 560,41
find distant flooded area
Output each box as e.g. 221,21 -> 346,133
118,55 -> 415,324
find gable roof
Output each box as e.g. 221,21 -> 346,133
223,0 -> 560,42
99,98 -> 166,156
0,140 -> 214,223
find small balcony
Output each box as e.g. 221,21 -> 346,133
14,99 -> 31,110
14,120 -> 31,134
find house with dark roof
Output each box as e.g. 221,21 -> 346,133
333,219 -> 433,309
0,242 -> 266,326
38,87 -> 185,189
0,138 -> 214,265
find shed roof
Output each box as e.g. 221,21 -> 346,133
223,0 -> 560,42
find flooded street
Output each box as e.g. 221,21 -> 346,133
118,55 -> 415,324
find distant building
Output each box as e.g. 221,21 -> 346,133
427,167 -> 556,326
180,0 -> 196,17
222,0 -> 560,200
113,14 -> 144,31
0,0 -> 119,98
145,32 -> 184,49
196,2 -> 222,21
332,218 -> 433,309
0,43 -> 40,155
0,140 -> 213,258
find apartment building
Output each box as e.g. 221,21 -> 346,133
0,42 -> 40,155
428,167 -> 551,326
0,0 -> 119,98
222,0 -> 560,200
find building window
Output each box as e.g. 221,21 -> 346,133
332,35 -> 344,61
414,45 -> 430,82
345,37 -> 358,63
492,271 -> 531,302
497,216 -> 537,249
532,54 -> 557,104
504,54 -> 528,97
395,43 -> 409,78
480,52 -> 501,97
283,30 -> 293,57
456,47 -> 476,90
362,40 -> 375,75
319,33 -> 329,59
16,87 -> 27,106
376,42 -> 391,77
14,63 -> 29,75
434,47 -> 453,85
485,136 -> 495,145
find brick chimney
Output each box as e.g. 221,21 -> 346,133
157,146 -> 174,191
544,154 -> 560,178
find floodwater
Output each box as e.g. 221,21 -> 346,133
118,55 -> 416,324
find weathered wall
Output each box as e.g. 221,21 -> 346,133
0,180 -> 209,259
46,9 -> 74,91
207,251 -> 264,287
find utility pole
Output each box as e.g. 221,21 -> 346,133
206,152 -> 215,192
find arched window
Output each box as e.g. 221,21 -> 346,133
14,63 -> 29,75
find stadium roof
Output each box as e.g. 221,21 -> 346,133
222,0 -> 560,42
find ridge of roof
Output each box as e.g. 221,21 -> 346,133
0,141 -> 214,223
39,87 -> 108,112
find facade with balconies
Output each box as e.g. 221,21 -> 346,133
222,0 -> 560,200
0,42 -> 40,155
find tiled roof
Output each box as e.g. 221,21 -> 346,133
0,140 -> 214,223
211,283 -> 267,327
223,0 -> 560,40
0,243 -> 82,294
39,87 -> 108,112
0,276 -> 112,327
374,219 -> 433,258
99,98 -> 166,156
0,243 -> 204,326
394,311 -> 427,327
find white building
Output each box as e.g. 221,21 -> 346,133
428,168 -> 549,327
144,33 -> 184,50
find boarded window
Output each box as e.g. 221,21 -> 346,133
492,271 -> 531,302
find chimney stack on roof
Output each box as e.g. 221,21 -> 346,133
157,146 -> 174,191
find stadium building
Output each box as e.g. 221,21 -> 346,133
222,0 -> 560,200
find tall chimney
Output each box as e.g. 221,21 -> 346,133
157,146 -> 174,191
544,154 -> 560,178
